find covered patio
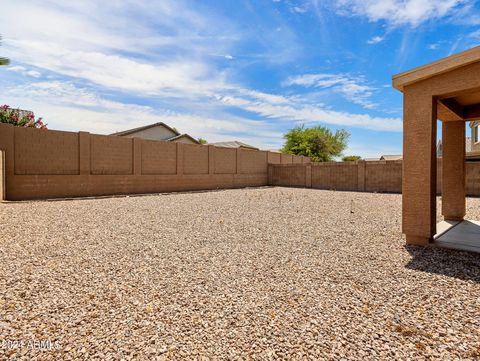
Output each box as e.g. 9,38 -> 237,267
393,46 -> 480,253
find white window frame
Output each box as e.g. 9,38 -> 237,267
475,124 -> 480,144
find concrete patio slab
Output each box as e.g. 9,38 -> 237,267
434,220 -> 480,253
434,220 -> 460,238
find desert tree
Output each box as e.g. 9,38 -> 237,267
281,125 -> 349,162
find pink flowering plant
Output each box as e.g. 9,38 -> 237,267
0,105 -> 47,129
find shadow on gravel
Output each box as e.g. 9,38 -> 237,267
405,245 -> 480,283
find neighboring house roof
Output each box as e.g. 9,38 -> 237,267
364,158 -> 379,161
380,155 -> 402,161
167,133 -> 200,144
210,141 -> 259,150
111,122 -> 199,144
111,122 -> 179,137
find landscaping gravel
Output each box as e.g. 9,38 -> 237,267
1,187 -> 479,360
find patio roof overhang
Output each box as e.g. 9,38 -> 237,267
393,46 -> 480,122
392,46 -> 480,252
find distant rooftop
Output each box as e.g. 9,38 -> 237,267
210,141 -> 259,150
110,122 -> 179,137
380,155 -> 402,161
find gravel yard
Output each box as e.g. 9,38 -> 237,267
1,187 -> 479,360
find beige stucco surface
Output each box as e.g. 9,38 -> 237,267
393,47 -> 480,245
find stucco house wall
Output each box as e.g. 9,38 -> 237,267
471,121 -> 480,152
112,123 -> 199,144
119,125 -> 177,142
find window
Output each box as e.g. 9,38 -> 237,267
476,124 -> 479,143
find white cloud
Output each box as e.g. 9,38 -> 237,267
6,40 -> 226,98
0,0 -> 402,150
2,81 -> 282,148
334,0 -> 467,27
4,80 -> 402,150
7,65 -> 41,78
0,1 -> 237,55
218,89 -> 401,131
25,70 -> 41,78
292,5 -> 309,13
283,73 -> 378,109
469,29 -> 480,39
367,35 -> 385,44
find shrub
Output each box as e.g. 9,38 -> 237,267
342,155 -> 362,162
0,105 -> 47,129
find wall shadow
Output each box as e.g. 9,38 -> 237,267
405,245 -> 480,283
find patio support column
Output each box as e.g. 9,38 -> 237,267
402,89 -> 437,245
441,121 -> 466,221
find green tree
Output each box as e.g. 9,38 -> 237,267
281,125 -> 349,162
198,138 -> 207,144
0,35 -> 9,66
342,155 -> 361,162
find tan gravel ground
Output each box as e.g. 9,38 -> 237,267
1,187 -> 479,360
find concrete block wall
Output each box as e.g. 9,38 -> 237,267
15,128 -> 80,175
364,161 -> 402,193
0,150 -> 4,201
312,162 -> 359,191
91,134 -> 133,175
214,147 -> 236,174
141,140 -> 177,175
0,123 -> 310,200
466,161 -> 480,195
238,149 -> 268,174
183,144 -> 209,175
269,164 -> 308,187
267,152 -> 281,164
281,153 -> 293,164
269,160 -> 480,197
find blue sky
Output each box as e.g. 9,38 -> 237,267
1,0 -> 480,157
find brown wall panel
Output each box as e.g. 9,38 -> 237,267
311,163 -> 357,191
292,155 -> 303,164
214,147 -> 236,174
311,163 -> 332,189
91,135 -> 133,175
267,152 -> 281,164
270,164 -> 306,187
14,127 -> 79,175
141,140 -> 177,175
183,144 -> 208,174
0,150 -> 4,201
0,123 -> 311,200
365,161 -> 402,193
281,154 -> 293,164
272,160 -> 480,196
466,162 -> 480,196
238,149 -> 268,174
